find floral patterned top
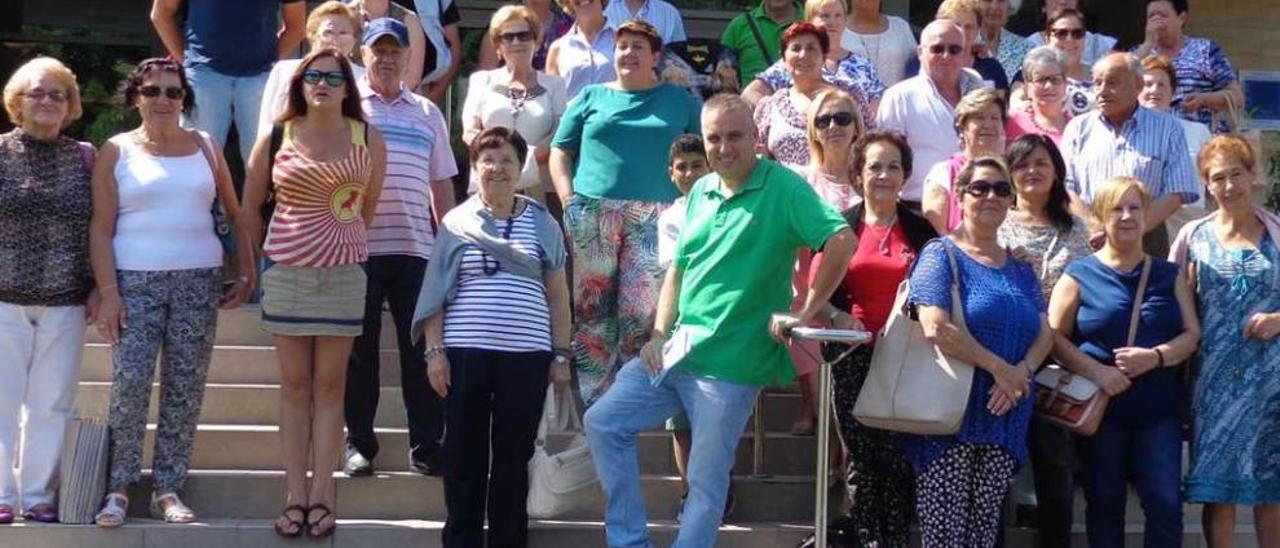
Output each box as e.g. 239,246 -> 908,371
805,169 -> 861,212
755,54 -> 881,125
997,214 -> 1093,308
0,129 -> 94,306
754,88 -> 811,172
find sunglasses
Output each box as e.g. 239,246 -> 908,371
815,111 -> 856,130
962,180 -> 1014,198
500,30 -> 535,44
139,85 -> 185,100
302,69 -> 347,87
928,44 -> 965,56
1049,28 -> 1086,40
23,89 -> 69,102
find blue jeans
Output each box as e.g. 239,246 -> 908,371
183,63 -> 269,163
1082,414 -> 1183,548
584,358 -> 760,548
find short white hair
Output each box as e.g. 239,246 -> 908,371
1022,45 -> 1067,78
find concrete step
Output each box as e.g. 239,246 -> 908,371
83,308 -> 400,348
0,519 -> 1260,548
121,424 -> 819,477
114,471 -> 822,522
80,344 -> 405,387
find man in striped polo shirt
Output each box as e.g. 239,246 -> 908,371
1061,52 -> 1198,258
345,18 -> 458,478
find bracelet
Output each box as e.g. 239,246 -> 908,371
553,346 -> 573,359
424,345 -> 446,362
1154,347 -> 1165,368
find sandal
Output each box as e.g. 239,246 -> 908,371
22,503 -> 58,523
273,504 -> 308,538
150,491 -> 195,523
305,503 -> 336,539
95,493 -> 129,528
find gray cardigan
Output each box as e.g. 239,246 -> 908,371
410,194 -> 567,344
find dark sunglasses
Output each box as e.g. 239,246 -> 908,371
815,111 -> 856,130
928,44 -> 965,56
139,85 -> 185,100
302,69 -> 346,87
500,30 -> 536,44
962,180 -> 1014,198
1049,28 -> 1086,40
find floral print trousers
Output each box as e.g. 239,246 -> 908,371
107,268 -> 220,493
564,196 -> 666,407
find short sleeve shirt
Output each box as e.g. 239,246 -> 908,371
603,0 -> 687,45
1060,106 -> 1198,205
671,159 -> 847,386
184,0 -> 303,76
1169,37 -> 1238,130
720,2 -> 803,88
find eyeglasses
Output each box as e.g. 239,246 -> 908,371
138,85 -> 185,100
962,180 -> 1014,198
23,89 -> 69,102
302,69 -> 347,87
1049,28 -> 1086,40
500,30 -> 536,44
1031,74 -> 1066,86
815,111 -> 855,129
928,44 -> 965,56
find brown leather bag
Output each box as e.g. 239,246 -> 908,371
1034,256 -> 1150,435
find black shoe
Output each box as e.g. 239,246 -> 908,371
409,452 -> 444,477
344,446 -> 373,477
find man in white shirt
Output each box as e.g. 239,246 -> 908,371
875,20 -> 985,209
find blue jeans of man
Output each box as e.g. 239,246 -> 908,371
183,63 -> 269,164
584,358 -> 760,548
1081,414 -> 1183,548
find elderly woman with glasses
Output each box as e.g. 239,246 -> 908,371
258,1 -> 364,136
0,56 -> 94,526
922,88 -> 1007,235
1007,46 -> 1073,144
90,58 -> 254,528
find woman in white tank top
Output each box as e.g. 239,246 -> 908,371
88,58 -> 253,529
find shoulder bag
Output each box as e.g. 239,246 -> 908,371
853,238 -> 975,435
1033,255 -> 1150,435
527,389 -> 600,518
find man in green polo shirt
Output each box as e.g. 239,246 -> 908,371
720,0 -> 804,87
583,94 -> 855,547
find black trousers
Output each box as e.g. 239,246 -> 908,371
345,254 -> 443,462
442,347 -> 551,548
1029,417 -> 1081,548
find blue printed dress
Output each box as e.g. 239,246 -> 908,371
902,238 -> 1044,472
1184,225 -> 1280,504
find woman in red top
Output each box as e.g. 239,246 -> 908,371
803,130 -> 937,547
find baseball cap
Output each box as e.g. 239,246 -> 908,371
362,17 -> 410,47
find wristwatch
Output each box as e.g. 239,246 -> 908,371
553,355 -> 570,365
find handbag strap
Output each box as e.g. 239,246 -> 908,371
1125,256 -> 1152,347
940,237 -> 966,329
743,10 -> 776,66
535,388 -> 583,444
1039,232 -> 1061,282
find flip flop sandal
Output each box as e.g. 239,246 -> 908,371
305,503 -> 336,539
274,504 -> 308,538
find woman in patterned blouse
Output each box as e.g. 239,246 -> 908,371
0,57 -> 93,526
753,23 -> 836,173
1134,0 -> 1243,131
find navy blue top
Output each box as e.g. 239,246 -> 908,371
1065,254 -> 1185,427
184,0 -> 302,76
903,238 -> 1043,472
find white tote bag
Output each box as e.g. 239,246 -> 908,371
527,389 -> 600,518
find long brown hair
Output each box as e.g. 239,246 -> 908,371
278,48 -> 364,123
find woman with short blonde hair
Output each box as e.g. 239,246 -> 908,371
258,1 -> 364,136
922,87 -> 1008,234
0,56 -> 92,525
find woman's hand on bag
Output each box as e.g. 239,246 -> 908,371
95,290 -> 127,346
1113,347 -> 1159,378
549,358 -> 572,396
1091,363 -> 1132,396
428,354 -> 451,398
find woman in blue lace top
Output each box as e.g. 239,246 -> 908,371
906,155 -> 1052,546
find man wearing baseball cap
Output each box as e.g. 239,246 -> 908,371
344,17 -> 458,479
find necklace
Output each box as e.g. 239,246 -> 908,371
865,212 -> 898,256
506,85 -> 531,126
480,198 -> 519,276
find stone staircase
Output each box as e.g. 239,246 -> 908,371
0,308 -> 1263,547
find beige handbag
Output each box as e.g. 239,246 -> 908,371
854,239 -> 975,435
1034,256 -> 1150,435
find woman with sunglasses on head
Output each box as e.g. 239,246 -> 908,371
90,58 -> 254,528
905,155 -> 1053,547
1047,177 -> 1200,548
415,127 -> 571,548
239,48 -> 386,539
0,57 -> 94,526
462,5 -> 568,206
922,88 -> 1007,235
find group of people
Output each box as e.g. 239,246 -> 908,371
0,0 -> 1274,547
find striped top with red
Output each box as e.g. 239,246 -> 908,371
263,118 -> 373,267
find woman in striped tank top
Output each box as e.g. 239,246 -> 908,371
239,48 -> 386,540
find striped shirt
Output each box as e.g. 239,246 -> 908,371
442,205 -> 551,352
1060,105 -> 1198,205
358,79 -> 459,259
